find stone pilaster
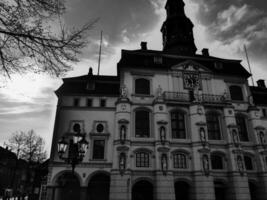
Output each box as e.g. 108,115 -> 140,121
109,172 -> 131,200
155,172 -> 175,200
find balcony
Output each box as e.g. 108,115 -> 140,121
163,91 -> 229,104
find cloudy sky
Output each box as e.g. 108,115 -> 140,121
1,0 -> 267,154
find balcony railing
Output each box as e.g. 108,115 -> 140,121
163,91 -> 229,104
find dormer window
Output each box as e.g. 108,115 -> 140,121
86,81 -> 95,90
229,85 -> 243,101
214,62 -> 223,70
135,78 -> 150,95
154,56 -> 162,65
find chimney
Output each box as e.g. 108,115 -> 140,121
202,48 -> 209,56
257,79 -> 266,88
88,67 -> 93,76
141,42 -> 147,50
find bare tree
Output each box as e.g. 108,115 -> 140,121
6,130 -> 47,162
0,0 -> 96,77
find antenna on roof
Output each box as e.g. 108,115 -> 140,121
97,30 -> 103,76
244,45 -> 255,87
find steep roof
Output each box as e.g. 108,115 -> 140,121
250,86 -> 267,106
118,49 -> 251,78
55,74 -> 120,96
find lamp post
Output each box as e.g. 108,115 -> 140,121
57,133 -> 89,174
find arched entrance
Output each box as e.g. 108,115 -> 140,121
175,181 -> 190,200
132,180 -> 153,200
214,181 -> 226,200
249,182 -> 258,200
56,172 -> 80,200
87,173 -> 110,200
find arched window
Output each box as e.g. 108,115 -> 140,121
229,85 -> 243,101
171,111 -> 186,139
211,154 -> 224,170
236,115 -> 249,141
135,110 -> 150,138
206,112 -> 221,140
136,152 -> 150,168
173,153 -> 187,169
244,156 -> 253,170
135,78 -> 150,95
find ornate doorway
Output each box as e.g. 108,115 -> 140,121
214,181 -> 226,200
132,180 -> 153,200
87,173 -> 110,200
56,172 -> 80,200
175,181 -> 190,200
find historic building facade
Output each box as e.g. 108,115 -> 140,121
46,0 -> 267,200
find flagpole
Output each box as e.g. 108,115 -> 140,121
244,45 -> 255,86
97,31 -> 103,76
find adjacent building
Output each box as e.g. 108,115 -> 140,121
46,0 -> 267,200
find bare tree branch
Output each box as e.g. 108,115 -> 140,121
0,0 -> 96,77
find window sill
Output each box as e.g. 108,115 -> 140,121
89,159 -> 107,162
132,94 -> 154,98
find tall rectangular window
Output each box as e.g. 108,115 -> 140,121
100,99 -> 106,107
236,115 -> 249,141
73,98 -> 80,107
92,140 -> 105,160
135,110 -> 150,138
87,99 -> 93,107
206,113 -> 221,140
173,154 -> 187,169
263,109 -> 267,117
171,112 -> 186,139
136,152 -> 149,167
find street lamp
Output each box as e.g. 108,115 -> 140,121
57,134 -> 89,174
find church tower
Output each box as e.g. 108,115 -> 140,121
161,0 -> 197,55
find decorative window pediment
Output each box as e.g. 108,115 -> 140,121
171,60 -> 211,73
90,121 -> 110,137
68,120 -> 85,134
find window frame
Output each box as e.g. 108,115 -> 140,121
173,153 -> 188,169
134,78 -> 151,95
170,111 -> 187,139
206,112 -> 222,140
211,154 -> 224,170
73,98 -> 80,107
236,114 -> 249,142
92,139 -> 106,160
244,155 -> 254,171
87,98 -> 93,107
229,85 -> 244,101
135,152 -> 150,168
135,109 -> 151,138
100,99 -> 106,107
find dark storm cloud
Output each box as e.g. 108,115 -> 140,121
191,0 -> 267,65
64,0 -> 162,59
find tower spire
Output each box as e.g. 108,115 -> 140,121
161,0 -> 197,55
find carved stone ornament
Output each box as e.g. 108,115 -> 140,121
116,146 -> 130,152
202,154 -> 210,176
120,84 -> 128,98
157,85 -> 163,98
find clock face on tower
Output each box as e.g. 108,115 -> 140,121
183,73 -> 200,89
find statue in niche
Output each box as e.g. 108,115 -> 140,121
157,85 -> 163,98
120,125 -> 126,143
119,153 -> 126,175
232,129 -> 239,145
199,127 -> 206,143
160,126 -> 166,143
161,154 -> 168,173
259,131 -> 266,144
202,154 -> 209,173
237,155 -> 244,172
120,84 -> 128,98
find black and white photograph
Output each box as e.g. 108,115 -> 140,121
1,0 -> 267,200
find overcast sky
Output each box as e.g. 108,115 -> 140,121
1,0 -> 267,154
